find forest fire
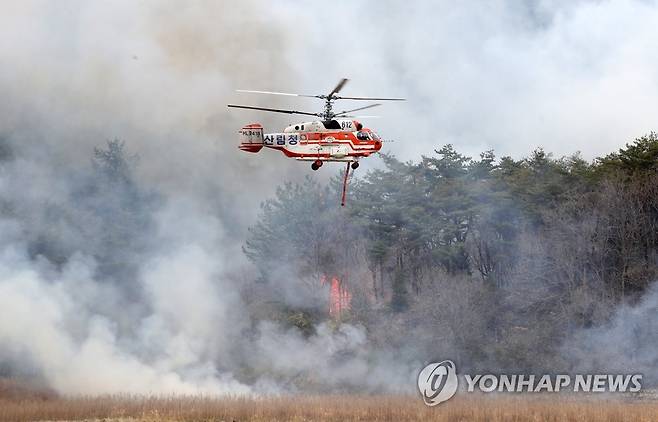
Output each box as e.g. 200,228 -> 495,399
2,3 -> 658,421
321,276 -> 352,318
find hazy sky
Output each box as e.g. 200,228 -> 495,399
273,0 -> 658,161
0,1 -> 658,163
2,0 -> 658,202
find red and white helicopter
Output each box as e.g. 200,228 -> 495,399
228,79 -> 404,204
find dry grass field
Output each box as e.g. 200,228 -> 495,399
1,380 -> 657,422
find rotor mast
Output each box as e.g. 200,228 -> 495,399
320,77 -> 348,120
323,98 -> 335,120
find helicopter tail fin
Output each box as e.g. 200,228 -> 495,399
238,123 -> 264,153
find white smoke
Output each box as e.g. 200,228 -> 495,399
0,193 -> 414,394
279,0 -> 658,161
0,203 -> 248,395
563,283 -> 658,385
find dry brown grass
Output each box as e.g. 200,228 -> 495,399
0,392 -> 657,422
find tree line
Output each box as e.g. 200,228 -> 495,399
245,133 -> 658,372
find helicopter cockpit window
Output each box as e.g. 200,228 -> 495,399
322,120 -> 342,130
356,131 -> 370,141
370,131 -> 381,141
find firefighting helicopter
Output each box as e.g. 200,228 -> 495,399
227,78 -> 404,204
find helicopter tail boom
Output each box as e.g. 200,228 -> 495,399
238,123 -> 264,153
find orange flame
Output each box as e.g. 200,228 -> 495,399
321,276 -> 351,318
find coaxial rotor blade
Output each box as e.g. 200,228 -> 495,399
334,103 -> 381,116
227,104 -> 319,117
338,115 -> 381,118
334,96 -> 406,101
236,89 -> 317,98
327,78 -> 349,98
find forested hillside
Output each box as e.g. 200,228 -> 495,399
1,133 -> 655,391
246,133 -> 658,374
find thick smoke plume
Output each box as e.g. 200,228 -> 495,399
563,282 -> 658,385
0,1 -> 417,394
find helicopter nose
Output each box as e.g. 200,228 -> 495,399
374,141 -> 382,150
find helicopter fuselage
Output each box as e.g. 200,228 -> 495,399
238,119 -> 382,163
